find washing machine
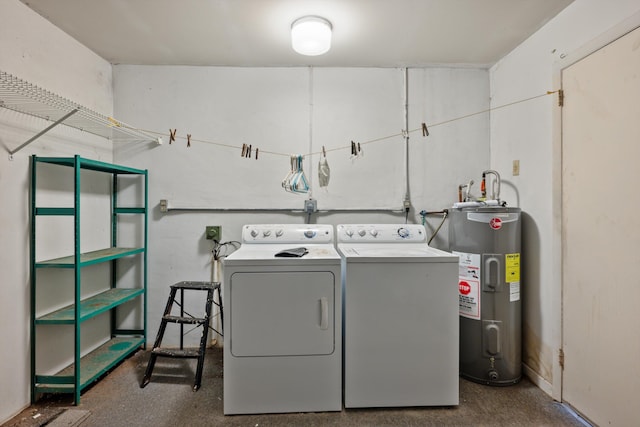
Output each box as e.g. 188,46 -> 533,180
222,224 -> 342,415
337,224 -> 459,408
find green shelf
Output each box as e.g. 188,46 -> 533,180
36,288 -> 145,324
35,207 -> 75,216
114,207 -> 146,214
34,156 -> 146,175
34,337 -> 144,394
30,155 -> 148,405
36,247 -> 144,268
36,207 -> 145,216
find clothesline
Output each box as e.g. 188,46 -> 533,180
115,90 -> 559,159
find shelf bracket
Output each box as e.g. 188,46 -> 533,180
8,108 -> 79,160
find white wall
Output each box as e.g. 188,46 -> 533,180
112,65 -> 489,348
0,0 -> 114,423
489,0 -> 640,397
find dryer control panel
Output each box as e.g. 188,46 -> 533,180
336,224 -> 427,243
242,224 -> 334,244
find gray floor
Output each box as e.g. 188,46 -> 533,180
6,347 -> 588,427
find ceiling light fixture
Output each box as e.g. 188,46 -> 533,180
291,16 -> 332,56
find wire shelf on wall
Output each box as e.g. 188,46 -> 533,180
0,70 -> 156,157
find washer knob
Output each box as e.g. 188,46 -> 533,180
250,229 -> 259,238
275,229 -> 284,237
397,227 -> 410,238
304,229 -> 316,238
263,230 -> 271,237
345,229 -> 354,237
370,229 -> 378,237
358,229 -> 367,237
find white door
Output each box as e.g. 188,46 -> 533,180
561,26 -> 640,426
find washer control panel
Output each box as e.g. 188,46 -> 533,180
242,224 -> 333,244
336,224 -> 426,243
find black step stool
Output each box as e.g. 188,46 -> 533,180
140,281 -> 222,391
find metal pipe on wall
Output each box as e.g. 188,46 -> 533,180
307,67 -> 315,199
160,200 -> 405,215
403,67 -> 411,215
162,205 -> 405,214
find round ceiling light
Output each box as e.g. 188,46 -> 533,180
291,16 -> 332,56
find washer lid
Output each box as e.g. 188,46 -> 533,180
338,243 -> 458,263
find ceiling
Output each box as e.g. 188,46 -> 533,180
21,0 -> 574,68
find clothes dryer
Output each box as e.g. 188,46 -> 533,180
223,224 -> 341,414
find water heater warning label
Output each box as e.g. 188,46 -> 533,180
510,282 -> 521,302
506,253 -> 521,302
453,251 -> 481,319
505,253 -> 520,282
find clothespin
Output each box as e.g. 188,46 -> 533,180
322,146 -> 327,158
350,141 -> 363,161
241,144 -> 256,159
422,122 -> 429,137
187,134 -> 192,147
169,129 -> 177,144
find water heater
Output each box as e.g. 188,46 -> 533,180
449,206 -> 522,385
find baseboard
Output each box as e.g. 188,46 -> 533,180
523,363 -> 554,398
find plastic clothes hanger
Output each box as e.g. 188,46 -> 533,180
292,155 -> 309,194
282,156 -> 296,192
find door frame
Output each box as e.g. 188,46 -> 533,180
550,10 -> 640,402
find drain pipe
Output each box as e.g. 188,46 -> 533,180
402,67 -> 411,221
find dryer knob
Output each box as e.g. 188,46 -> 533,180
250,229 -> 259,238
275,229 -> 284,237
304,230 -> 316,238
358,229 -> 367,237
397,227 -> 410,238
263,230 -> 272,237
370,229 -> 378,237
345,229 -> 354,237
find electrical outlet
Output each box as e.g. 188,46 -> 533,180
206,226 -> 221,240
513,160 -> 520,176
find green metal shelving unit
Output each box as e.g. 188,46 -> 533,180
30,155 -> 148,405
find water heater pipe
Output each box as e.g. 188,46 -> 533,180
482,169 -> 501,201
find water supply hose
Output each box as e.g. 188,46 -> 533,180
429,210 -> 448,245
419,209 -> 449,245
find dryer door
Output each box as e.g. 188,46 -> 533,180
229,271 -> 335,357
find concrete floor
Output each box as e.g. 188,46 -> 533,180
6,347 -> 588,427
